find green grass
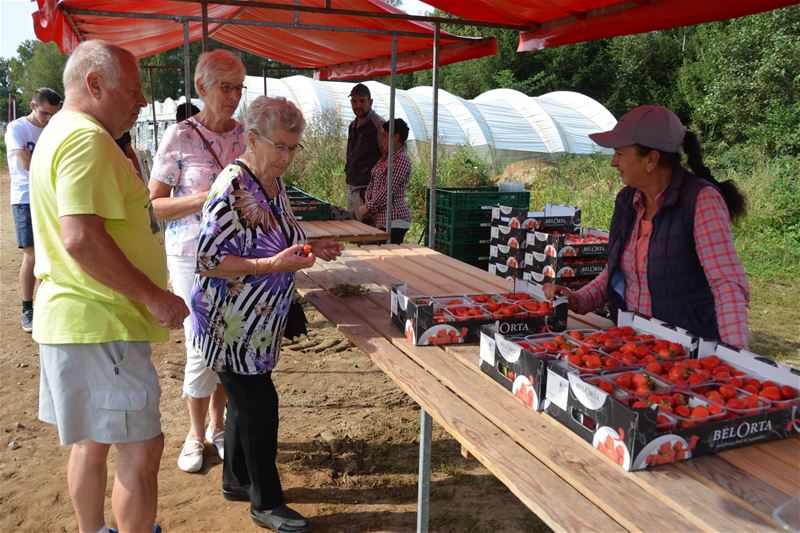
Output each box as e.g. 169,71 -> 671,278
285,112 -> 799,362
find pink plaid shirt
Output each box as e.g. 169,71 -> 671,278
574,186 -> 750,348
364,147 -> 412,230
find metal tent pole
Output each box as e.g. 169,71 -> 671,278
418,25 -> 440,531
149,67 -> 158,152
201,1 -> 209,51
386,33 -> 397,245
183,20 -> 192,112
417,406 -> 432,533
427,23 -> 440,249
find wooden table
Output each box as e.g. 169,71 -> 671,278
298,219 -> 387,243
295,244 -> 800,532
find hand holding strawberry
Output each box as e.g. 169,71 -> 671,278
302,239 -> 343,262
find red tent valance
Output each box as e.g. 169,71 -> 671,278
32,0 -> 497,80
422,0 -> 800,52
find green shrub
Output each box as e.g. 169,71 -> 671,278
405,145 -> 494,241
283,108 -> 348,208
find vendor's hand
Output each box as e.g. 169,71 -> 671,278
357,205 -> 371,221
268,244 -> 316,272
310,239 -> 343,262
145,289 -> 190,329
542,283 -> 580,313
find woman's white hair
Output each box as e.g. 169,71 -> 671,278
245,96 -> 305,136
63,40 -> 136,93
194,49 -> 246,99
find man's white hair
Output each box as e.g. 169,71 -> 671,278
63,40 -> 137,93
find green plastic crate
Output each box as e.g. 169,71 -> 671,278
427,186 -> 530,211
286,186 -> 332,220
434,239 -> 490,261
434,224 -> 492,246
423,186 -> 530,232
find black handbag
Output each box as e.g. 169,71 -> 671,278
284,297 -> 308,339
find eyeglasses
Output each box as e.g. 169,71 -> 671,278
259,136 -> 304,155
219,82 -> 246,94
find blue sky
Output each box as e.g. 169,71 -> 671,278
0,0 -> 432,59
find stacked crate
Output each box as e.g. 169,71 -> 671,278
524,226 -> 609,290
489,204 -> 608,291
426,186 -> 530,268
286,186 -> 332,220
489,204 -> 581,279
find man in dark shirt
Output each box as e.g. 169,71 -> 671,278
345,83 -> 384,218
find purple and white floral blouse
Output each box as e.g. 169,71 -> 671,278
191,162 -> 306,375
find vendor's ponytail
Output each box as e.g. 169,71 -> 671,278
683,131 -> 746,223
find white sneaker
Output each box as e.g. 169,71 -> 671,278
177,439 -> 204,472
205,427 -> 225,460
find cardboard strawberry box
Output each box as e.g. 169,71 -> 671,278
479,325 -> 575,411
525,228 -> 609,258
523,255 -> 607,284
489,262 -> 524,280
543,315 -> 799,470
489,224 -> 528,249
489,243 -> 526,269
491,204 -> 581,233
558,276 -> 598,291
525,252 -> 607,276
390,281 -> 569,346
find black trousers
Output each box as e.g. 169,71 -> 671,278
218,370 -> 283,511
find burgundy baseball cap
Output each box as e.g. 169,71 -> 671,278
349,83 -> 371,98
589,104 -> 686,153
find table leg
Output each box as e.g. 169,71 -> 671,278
417,409 -> 432,533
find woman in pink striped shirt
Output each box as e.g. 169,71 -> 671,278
544,105 -> 750,348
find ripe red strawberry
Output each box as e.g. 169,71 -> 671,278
759,386 -> 783,402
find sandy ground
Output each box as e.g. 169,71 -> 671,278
0,168 -> 545,533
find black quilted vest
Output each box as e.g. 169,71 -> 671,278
606,167 -> 720,340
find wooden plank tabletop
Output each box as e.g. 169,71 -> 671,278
298,219 -> 387,243
294,243 -> 798,532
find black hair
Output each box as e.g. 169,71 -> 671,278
637,131 -> 746,223
33,88 -> 63,106
176,102 -> 200,122
382,118 -> 409,144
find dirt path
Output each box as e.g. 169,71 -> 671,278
0,169 -> 545,532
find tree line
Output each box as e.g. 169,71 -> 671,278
2,5 -> 797,156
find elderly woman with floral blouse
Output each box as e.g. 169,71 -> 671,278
149,49 -> 246,473
192,96 -> 341,532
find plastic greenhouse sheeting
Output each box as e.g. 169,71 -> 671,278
136,76 -> 616,168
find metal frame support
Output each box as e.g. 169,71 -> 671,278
183,20 -> 192,110
148,67 -> 158,150
418,26 -> 440,529
201,1 -> 209,51
417,409 -> 432,532
385,33 -> 397,245
427,23 -> 440,249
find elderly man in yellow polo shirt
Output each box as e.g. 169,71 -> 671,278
29,40 -> 188,533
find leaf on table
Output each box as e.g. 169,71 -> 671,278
328,283 -> 370,297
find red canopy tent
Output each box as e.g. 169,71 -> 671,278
421,0 -> 800,52
25,2 -> 800,530
31,0 -> 498,80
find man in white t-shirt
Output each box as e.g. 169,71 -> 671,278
4,87 -> 62,332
